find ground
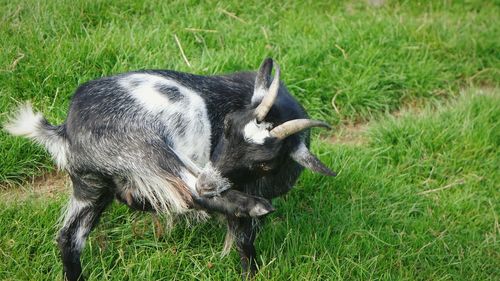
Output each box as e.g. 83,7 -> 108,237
0,1 -> 499,280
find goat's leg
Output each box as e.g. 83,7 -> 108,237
192,163 -> 274,217
57,190 -> 112,281
227,217 -> 259,279
193,190 -> 274,218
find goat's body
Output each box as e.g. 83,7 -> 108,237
5,61 -> 327,280
34,70 -> 306,215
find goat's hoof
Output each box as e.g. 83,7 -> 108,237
249,203 -> 275,217
239,198 -> 275,218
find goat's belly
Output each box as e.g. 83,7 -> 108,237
113,174 -> 195,214
116,189 -> 155,212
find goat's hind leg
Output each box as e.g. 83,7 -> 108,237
57,177 -> 113,281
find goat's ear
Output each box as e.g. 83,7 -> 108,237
291,143 -> 336,176
251,58 -> 273,105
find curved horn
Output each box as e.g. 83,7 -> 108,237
270,119 -> 331,140
255,63 -> 280,122
291,143 -> 336,176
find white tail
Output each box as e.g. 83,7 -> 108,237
4,103 -> 69,169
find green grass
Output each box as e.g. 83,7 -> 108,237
1,0 -> 499,184
0,1 -> 499,280
1,89 -> 498,280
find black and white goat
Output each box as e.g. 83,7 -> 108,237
5,58 -> 335,280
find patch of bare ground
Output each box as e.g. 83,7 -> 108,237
322,98 -> 429,146
322,121 -> 369,146
322,86 -> 499,146
0,171 -> 70,201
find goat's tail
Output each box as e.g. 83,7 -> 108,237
4,103 -> 69,169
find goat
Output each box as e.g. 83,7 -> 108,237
5,58 -> 335,280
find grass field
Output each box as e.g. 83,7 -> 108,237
0,0 -> 499,280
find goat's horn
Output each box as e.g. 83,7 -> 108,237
255,63 -> 280,122
270,119 -> 331,140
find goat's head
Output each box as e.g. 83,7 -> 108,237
211,58 -> 336,183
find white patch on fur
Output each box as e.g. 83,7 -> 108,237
120,74 -> 211,167
121,75 -> 172,112
4,103 -> 68,169
243,119 -> 272,144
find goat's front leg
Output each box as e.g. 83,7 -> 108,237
227,217 -> 260,279
58,191 -> 112,281
193,189 -> 274,218
192,164 -> 274,217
